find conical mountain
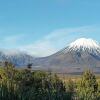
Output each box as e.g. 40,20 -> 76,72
33,38 -> 100,74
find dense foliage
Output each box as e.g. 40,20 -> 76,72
0,62 -> 100,100
0,62 -> 72,100
76,70 -> 100,100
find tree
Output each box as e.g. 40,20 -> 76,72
77,70 -> 100,100
66,78 -> 75,100
27,63 -> 32,70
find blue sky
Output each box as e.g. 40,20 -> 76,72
0,0 -> 100,56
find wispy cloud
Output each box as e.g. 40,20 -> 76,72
3,35 -> 23,44
20,41 -> 57,57
0,34 -> 27,48
19,25 -> 100,57
0,25 -> 100,57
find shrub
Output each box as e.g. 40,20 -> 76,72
77,70 -> 100,100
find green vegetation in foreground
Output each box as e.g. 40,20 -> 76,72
0,62 -> 100,100
0,62 -> 72,100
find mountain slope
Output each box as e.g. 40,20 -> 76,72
0,50 -> 35,67
32,38 -> 100,73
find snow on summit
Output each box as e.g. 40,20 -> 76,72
68,38 -> 100,53
69,38 -> 99,48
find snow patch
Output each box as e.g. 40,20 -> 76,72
69,38 -> 100,49
62,38 -> 100,54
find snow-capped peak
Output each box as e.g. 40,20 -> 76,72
67,38 -> 100,53
70,38 -> 99,48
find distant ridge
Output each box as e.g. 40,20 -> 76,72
0,50 -> 35,67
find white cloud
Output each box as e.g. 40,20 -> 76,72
0,25 -> 100,57
19,41 -> 57,57
0,34 -> 28,48
19,25 -> 100,57
3,35 -> 22,44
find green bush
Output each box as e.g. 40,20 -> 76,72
1,63 -> 100,100
76,70 -> 100,100
0,63 -> 71,100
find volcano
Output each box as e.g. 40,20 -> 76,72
32,38 -> 100,74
